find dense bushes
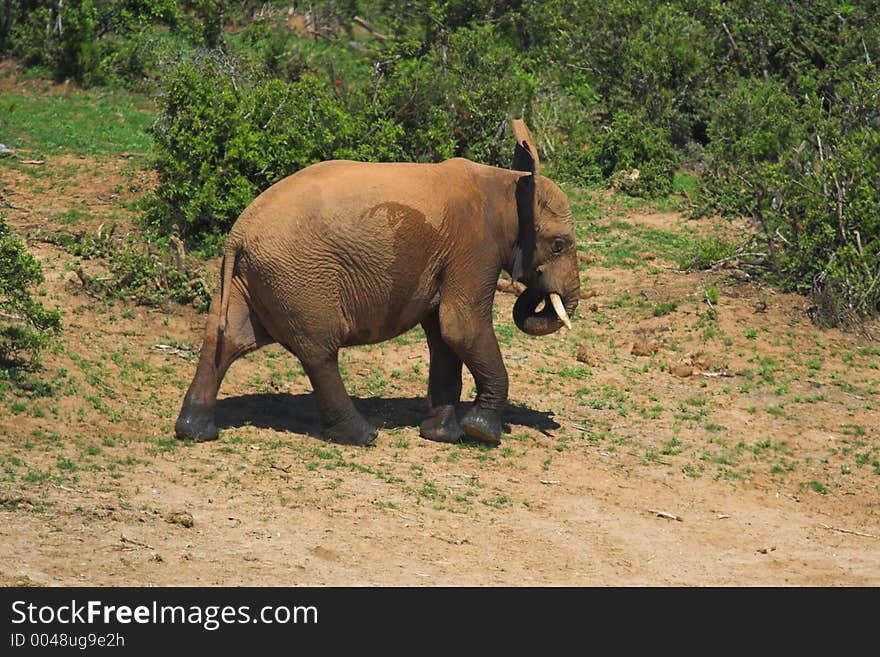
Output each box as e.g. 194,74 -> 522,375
3,1 -> 879,324
698,5 -> 880,324
144,20 -> 535,247
0,217 -> 62,365
0,0 -> 207,86
143,53 -> 382,248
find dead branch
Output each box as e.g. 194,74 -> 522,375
353,16 -> 389,42
169,235 -> 186,271
496,279 -> 526,296
119,534 -> 153,550
648,509 -> 683,522
0,310 -> 25,323
153,343 -> 196,359
821,523 -> 876,539
721,21 -> 741,59
51,483 -> 87,494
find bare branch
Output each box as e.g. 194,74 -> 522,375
353,16 -> 389,43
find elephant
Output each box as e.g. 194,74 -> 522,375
174,119 -> 580,447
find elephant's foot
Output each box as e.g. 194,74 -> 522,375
323,413 -> 378,446
461,406 -> 502,446
420,406 -> 463,443
174,409 -> 219,442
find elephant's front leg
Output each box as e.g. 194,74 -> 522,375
300,351 -> 378,446
439,301 -> 508,445
419,310 -> 464,443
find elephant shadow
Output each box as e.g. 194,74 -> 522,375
215,393 -> 561,442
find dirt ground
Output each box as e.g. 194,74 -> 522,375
1,147 -> 878,587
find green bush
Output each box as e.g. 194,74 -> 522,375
677,237 -> 740,271
145,25 -> 536,249
0,217 -> 62,365
144,52 -> 374,249
5,0 -> 877,323
529,75 -> 604,186
41,225 -> 211,311
370,23 -> 534,166
701,72 -> 880,325
0,0 -> 196,87
596,110 -> 681,198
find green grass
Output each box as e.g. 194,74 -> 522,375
568,188 -> 727,269
677,236 -> 738,270
0,87 -> 153,159
652,301 -> 678,316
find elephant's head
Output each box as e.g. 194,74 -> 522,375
508,120 -> 580,336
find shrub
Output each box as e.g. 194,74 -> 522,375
701,74 -> 880,325
596,110 -> 680,198
0,0 -> 194,87
677,237 -> 740,271
0,216 -> 62,365
367,23 -> 534,167
40,225 -> 211,311
145,26 -> 536,250
144,52 -> 369,250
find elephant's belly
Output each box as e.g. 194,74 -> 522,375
342,290 -> 440,346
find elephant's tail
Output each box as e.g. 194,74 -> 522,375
217,239 -> 241,337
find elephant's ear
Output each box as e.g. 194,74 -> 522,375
511,119 -> 540,176
511,119 -> 537,282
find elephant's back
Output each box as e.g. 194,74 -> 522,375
235,160 -> 454,259
231,160 -> 465,346
233,158 -> 485,234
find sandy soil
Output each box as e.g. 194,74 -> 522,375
1,147 -> 878,588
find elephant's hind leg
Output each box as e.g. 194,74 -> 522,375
299,351 -> 377,446
175,291 -> 271,442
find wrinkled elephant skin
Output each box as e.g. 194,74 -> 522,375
175,120 -> 580,446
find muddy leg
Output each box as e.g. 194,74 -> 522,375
300,351 -> 377,446
175,293 -> 270,442
419,310 -> 464,443
439,301 -> 507,446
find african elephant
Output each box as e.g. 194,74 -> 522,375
174,120 -> 580,446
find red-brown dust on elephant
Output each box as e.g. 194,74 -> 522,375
174,120 -> 579,446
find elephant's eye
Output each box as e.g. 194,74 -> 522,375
551,238 -> 566,254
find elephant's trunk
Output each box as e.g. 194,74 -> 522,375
513,287 -> 578,336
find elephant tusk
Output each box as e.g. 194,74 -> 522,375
549,293 -> 572,330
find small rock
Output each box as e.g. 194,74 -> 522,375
165,511 -> 194,528
670,364 -> 693,378
576,344 -> 600,366
689,351 -> 715,370
631,340 -> 659,357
